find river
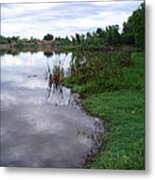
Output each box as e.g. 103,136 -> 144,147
0,51 -> 104,168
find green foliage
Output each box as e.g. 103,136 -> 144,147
43,33 -> 54,41
55,36 -> 71,46
121,21 -> 135,45
64,52 -> 145,169
122,3 -> 145,48
105,25 -> 121,46
75,33 -> 81,44
62,24 -> 121,50
64,51 -> 144,95
0,35 -> 20,44
131,3 -> 145,48
62,3 -> 145,50
0,36 -> 8,44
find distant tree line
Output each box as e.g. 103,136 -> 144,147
0,35 -> 20,44
0,3 -> 144,50
64,2 -> 144,50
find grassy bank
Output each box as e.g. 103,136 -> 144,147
64,52 -> 145,169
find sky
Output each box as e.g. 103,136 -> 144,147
1,1 -> 143,39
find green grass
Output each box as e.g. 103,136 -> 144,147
83,90 -> 144,169
64,51 -> 145,169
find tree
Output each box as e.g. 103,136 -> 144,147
80,34 -> 85,44
121,21 -> 135,45
71,36 -> 76,45
105,25 -> 121,46
131,3 -> 145,48
75,33 -> 81,44
54,36 -> 71,46
65,36 -> 71,44
43,34 -> 54,41
86,32 -> 91,39
122,2 -> 145,48
12,36 -> 20,42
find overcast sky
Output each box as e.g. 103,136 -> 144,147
1,1 -> 143,39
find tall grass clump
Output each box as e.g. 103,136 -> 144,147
64,50 -> 133,95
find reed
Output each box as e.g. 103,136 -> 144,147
68,50 -> 132,94
46,61 -> 64,89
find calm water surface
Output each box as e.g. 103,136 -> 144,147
0,51 -> 104,168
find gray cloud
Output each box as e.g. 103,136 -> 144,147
1,1 -> 143,39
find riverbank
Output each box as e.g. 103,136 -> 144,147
64,51 -> 145,169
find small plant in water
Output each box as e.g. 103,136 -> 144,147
46,61 -> 64,98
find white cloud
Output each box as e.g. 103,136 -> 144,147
1,1 -> 143,39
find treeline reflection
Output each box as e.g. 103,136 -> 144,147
0,48 -> 69,57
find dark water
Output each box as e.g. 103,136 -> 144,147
0,51 -> 104,168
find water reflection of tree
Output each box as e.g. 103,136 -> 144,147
44,51 -> 53,58
0,49 -> 20,56
0,48 -> 63,57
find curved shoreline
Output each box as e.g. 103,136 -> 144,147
66,90 -> 106,168
63,51 -> 145,169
